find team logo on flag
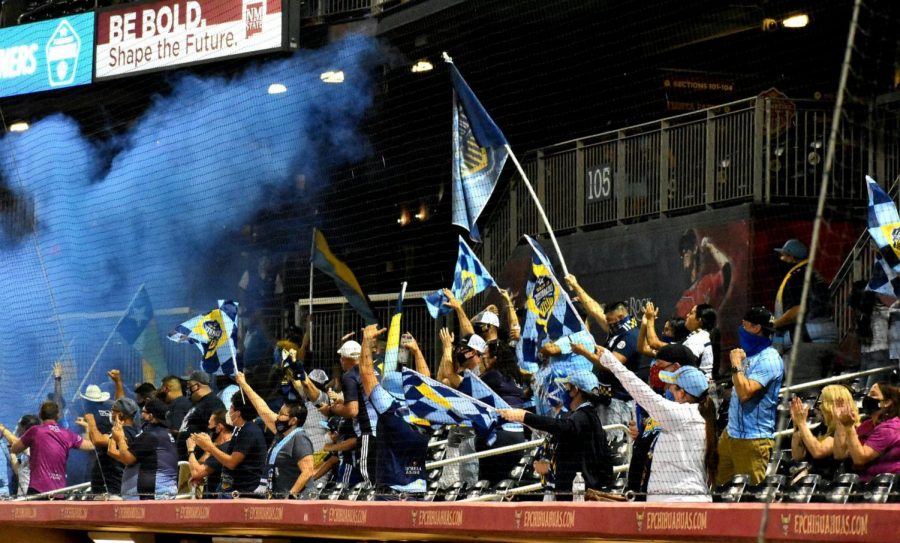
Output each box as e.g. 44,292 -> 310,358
458,270 -> 477,302
528,269 -> 559,324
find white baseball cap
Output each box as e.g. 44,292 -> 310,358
337,340 -> 362,359
461,334 -> 487,354
473,310 -> 500,328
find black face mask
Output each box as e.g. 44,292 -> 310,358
208,427 -> 219,440
862,396 -> 880,413
275,419 -> 291,434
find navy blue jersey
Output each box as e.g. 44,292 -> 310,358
600,327 -> 641,401
221,422 -> 267,493
124,423 -> 178,499
342,366 -> 377,436
370,385 -> 427,491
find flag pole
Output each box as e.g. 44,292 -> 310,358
308,228 -> 317,348
72,283 -> 146,403
504,146 -> 570,278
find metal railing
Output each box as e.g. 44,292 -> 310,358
480,94 -> 887,268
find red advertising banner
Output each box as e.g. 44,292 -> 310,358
94,0 -> 290,80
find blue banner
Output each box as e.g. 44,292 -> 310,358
0,13 -> 94,98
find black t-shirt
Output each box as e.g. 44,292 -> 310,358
782,265 -> 832,324
176,393 -> 225,460
480,369 -> 524,408
166,396 -> 193,434
203,447 -> 224,497
127,423 -> 179,499
221,422 -> 267,493
341,366 -> 374,436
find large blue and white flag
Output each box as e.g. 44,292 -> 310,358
115,286 -> 166,384
449,60 -> 509,242
516,235 -> 586,373
459,369 -> 511,409
424,236 -> 496,318
168,300 -> 239,375
401,368 -> 500,445
866,175 -> 900,273
867,252 -> 900,299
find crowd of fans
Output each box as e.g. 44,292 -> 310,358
0,239 -> 898,503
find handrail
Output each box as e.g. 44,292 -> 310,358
15,482 -> 90,501
780,365 -> 894,395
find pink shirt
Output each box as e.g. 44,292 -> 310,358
19,421 -> 83,493
855,417 -> 900,481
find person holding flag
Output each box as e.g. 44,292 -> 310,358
168,300 -> 240,376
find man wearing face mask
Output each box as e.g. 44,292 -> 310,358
716,307 -> 784,485
186,409 -> 233,497
109,398 -> 179,500
82,397 -> 140,497
158,375 -> 192,437
176,371 -> 225,461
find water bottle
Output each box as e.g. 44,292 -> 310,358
572,472 -> 585,502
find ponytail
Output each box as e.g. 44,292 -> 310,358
698,395 -> 719,487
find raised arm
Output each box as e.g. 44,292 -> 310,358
436,328 -> 461,388
235,371 -> 277,434
108,369 -> 126,401
53,362 -> 64,411
107,421 -> 136,465
564,275 -> 608,334
789,397 -> 833,460
833,399 -> 879,466
405,333 -> 431,379
499,289 -> 521,342
359,324 -> 385,397
443,289 -> 474,337
639,302 -> 667,352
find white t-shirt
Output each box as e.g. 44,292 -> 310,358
682,330 -> 713,378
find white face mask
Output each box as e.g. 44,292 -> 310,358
225,410 -> 234,427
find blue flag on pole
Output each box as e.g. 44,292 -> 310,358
168,300 -> 239,375
382,283 -> 406,375
867,252 -> 900,299
115,286 -> 166,384
516,235 -> 586,373
424,236 -> 496,318
311,229 -> 377,325
401,368 -> 500,445
459,369 -> 511,409
449,61 -> 509,242
866,175 -> 900,273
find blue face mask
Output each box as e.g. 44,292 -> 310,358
663,389 -> 676,401
660,334 -> 674,344
738,326 -> 772,357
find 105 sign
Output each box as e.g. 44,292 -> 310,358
586,164 -> 612,202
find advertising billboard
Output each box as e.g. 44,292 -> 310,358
0,13 -> 95,98
95,0 -> 296,80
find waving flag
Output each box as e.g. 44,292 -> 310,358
401,368 -> 500,445
424,236 -> 496,318
516,235 -> 586,373
459,369 -> 510,409
866,176 -> 900,273
168,300 -> 239,375
449,59 -> 509,242
115,286 -> 166,383
311,228 -> 377,324
867,253 -> 900,299
382,283 -> 407,375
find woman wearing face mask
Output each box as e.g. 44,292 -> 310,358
233,371 -> 316,498
833,383 -> 900,481
499,370 -> 614,500
789,385 -> 856,479
574,343 -> 718,501
643,302 -> 719,380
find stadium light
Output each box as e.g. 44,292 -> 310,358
8,121 -> 29,132
411,59 -> 434,73
782,14 -> 809,28
268,83 -> 287,94
320,71 -> 345,84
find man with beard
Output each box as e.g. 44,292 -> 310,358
675,229 -> 732,318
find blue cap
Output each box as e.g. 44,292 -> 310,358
557,370 -> 599,394
659,366 -> 709,398
775,239 -> 808,260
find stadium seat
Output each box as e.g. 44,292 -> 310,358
787,474 -> 822,503
427,468 -> 443,481
442,481 -> 466,502
465,479 -> 492,500
825,473 -> 860,504
754,474 -> 787,502
345,482 -> 367,501
717,474 -> 750,503
493,478 -> 516,499
324,482 -> 345,501
863,473 -> 897,504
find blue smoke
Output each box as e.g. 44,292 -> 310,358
0,35 -> 381,427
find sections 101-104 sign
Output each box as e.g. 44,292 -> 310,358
94,0 -> 296,80
0,13 -> 94,98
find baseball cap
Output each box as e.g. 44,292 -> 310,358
337,340 -> 362,359
112,397 -> 140,419
142,398 -> 169,425
473,310 -> 500,328
743,306 -> 776,333
308,369 -> 329,386
775,239 -> 809,260
656,344 -> 699,367
458,334 -> 487,354
182,370 -> 211,386
557,370 -> 600,394
659,366 -> 709,398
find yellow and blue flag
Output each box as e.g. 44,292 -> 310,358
115,286 -> 166,384
168,300 -> 239,375
401,368 -> 499,445
459,369 -> 510,409
516,235 -> 586,373
382,282 -> 407,375
311,229 -> 377,325
424,235 -> 496,318
449,61 -> 509,242
867,175 -> 900,273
